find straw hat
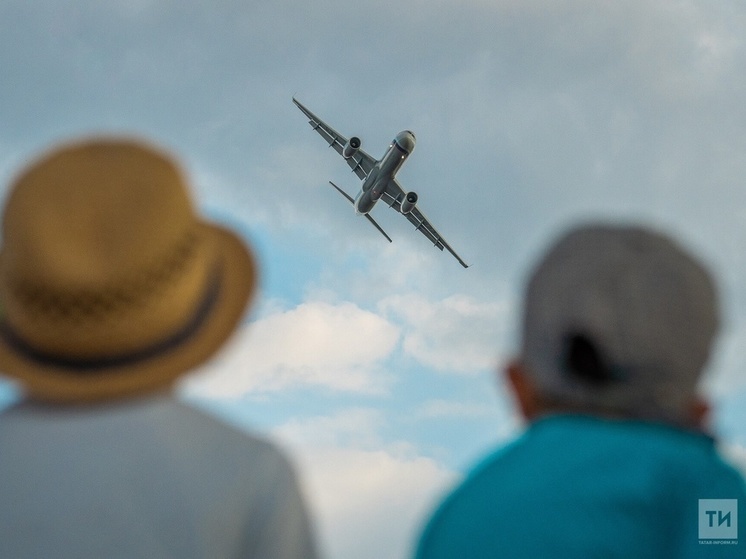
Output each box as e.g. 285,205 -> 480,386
0,137 -> 257,403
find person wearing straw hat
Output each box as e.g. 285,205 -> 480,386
414,224 -> 746,558
0,138 -> 318,559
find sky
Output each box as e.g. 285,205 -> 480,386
1,1 -> 746,558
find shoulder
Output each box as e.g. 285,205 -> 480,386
156,398 -> 299,478
415,416 -> 746,558
414,432 -> 533,558
1,394 -> 298,481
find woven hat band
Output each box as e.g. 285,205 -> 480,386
0,229 -> 215,360
0,265 -> 221,371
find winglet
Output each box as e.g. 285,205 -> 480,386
449,249 -> 470,268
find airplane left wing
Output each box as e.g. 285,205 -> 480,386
381,179 -> 470,268
293,97 -> 377,181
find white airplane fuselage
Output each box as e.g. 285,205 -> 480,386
354,130 -> 416,215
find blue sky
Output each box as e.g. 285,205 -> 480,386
1,2 -> 746,558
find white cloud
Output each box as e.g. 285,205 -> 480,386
180,301 -> 400,397
701,322 -> 746,397
414,398 -> 501,420
273,407 -> 386,449
719,443 -> 746,478
271,409 -> 459,559
294,446 -> 456,559
379,293 -> 511,373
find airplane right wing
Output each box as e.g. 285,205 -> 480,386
381,178 -> 470,268
293,97 -> 377,181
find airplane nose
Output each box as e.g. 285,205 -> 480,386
397,131 -> 416,153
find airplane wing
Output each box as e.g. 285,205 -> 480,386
293,97 -> 377,181
381,179 -> 470,268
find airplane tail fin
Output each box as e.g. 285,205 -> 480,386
328,181 -> 392,243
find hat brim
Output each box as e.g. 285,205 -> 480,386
0,222 -> 256,404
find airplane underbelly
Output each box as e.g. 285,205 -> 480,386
355,190 -> 377,214
357,176 -> 387,214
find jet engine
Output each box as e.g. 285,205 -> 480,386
400,191 -> 418,214
343,137 -> 361,159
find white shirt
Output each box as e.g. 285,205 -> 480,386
0,394 -> 318,559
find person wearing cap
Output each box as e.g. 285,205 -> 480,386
0,138 -> 318,558
414,224 -> 746,558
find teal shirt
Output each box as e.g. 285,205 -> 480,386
415,415 -> 746,558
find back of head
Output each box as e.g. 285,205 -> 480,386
520,223 -> 718,426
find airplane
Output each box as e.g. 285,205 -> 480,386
293,97 -> 469,268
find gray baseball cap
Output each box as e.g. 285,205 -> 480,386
520,223 -> 719,426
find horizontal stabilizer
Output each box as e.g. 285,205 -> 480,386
329,181 -> 355,204
328,182 -> 392,243
364,213 -> 392,243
